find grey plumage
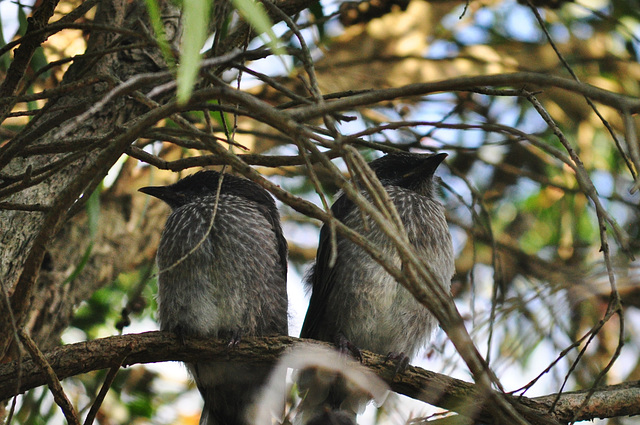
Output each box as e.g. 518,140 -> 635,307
140,170 -> 288,425
299,152 -> 454,416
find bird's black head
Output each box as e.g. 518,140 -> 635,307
140,169 -> 288,276
367,152 -> 447,194
138,170 -> 276,211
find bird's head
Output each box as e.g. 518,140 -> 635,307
367,152 -> 447,195
139,170 -> 278,212
138,170 -> 227,209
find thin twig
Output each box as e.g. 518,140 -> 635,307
18,329 -> 81,425
83,364 -> 122,425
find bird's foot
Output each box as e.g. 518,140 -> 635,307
336,333 -> 363,362
385,351 -> 410,376
174,326 -> 187,345
227,329 -> 243,348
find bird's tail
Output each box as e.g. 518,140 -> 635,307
199,385 -> 251,425
193,362 -> 275,425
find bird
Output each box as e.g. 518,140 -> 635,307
299,152 -> 454,416
139,170 -> 288,425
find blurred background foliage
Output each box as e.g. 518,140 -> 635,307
1,0 -> 639,423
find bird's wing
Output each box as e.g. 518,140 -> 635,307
223,177 -> 289,280
300,193 -> 355,339
256,203 -> 289,279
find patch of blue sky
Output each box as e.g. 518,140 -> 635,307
283,220 -> 320,252
442,124 -> 485,150
141,140 -> 165,155
570,20 -> 595,40
591,169 -> 614,198
614,309 -> 640,378
487,98 -> 520,126
1,0 -> 34,41
424,39 -> 459,59
285,23 -> 324,58
474,6 -> 496,28
404,93 -> 458,119
403,95 -> 483,146
614,30 -> 638,56
324,19 -> 345,38
444,180 -> 474,223
624,15 -> 640,40
441,6 -> 491,45
234,54 -> 293,90
549,22 -> 570,43
268,173 -> 323,204
233,20 -> 301,89
507,177 -> 542,204
487,100 -> 548,144
536,246 -> 560,264
444,2 -> 544,45
472,282 -> 571,393
519,106 -> 550,134
265,143 -> 303,157
465,161 -> 496,194
479,142 -> 508,167
372,127 -> 409,145
503,4 -> 543,43
320,0 -> 340,16
335,111 -> 370,136
440,165 -> 474,213
608,199 -> 634,231
617,176 -> 640,204
334,111 -> 426,152
441,274 -> 568,394
288,266 -> 307,337
449,224 -> 468,257
454,24 -> 491,46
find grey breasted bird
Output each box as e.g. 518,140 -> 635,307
299,152 -> 454,415
140,170 -> 288,425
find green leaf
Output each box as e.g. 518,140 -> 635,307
207,99 -> 232,134
230,0 -> 285,56
144,0 -> 176,68
86,182 -> 102,240
177,0 -> 212,104
63,185 -> 101,285
309,2 -> 326,39
17,6 -> 28,36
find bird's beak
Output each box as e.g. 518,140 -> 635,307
402,152 -> 448,179
139,186 -> 184,206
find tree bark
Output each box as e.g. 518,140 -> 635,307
0,0 -> 181,357
1,332 -> 638,424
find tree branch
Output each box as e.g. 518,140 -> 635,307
0,332 -> 638,424
0,0 -> 60,120
287,72 -> 640,121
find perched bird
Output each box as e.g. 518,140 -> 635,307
299,152 -> 454,416
140,170 -> 288,425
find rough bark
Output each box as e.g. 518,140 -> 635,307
0,0 -> 181,357
1,332 -> 639,424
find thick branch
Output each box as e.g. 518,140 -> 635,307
0,332 -> 638,423
288,72 -> 640,120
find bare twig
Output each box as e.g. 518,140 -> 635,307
18,329 -> 80,425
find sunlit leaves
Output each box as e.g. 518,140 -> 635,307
230,0 -> 285,55
174,0 -> 283,104
176,0 -> 212,103
144,0 -> 176,68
